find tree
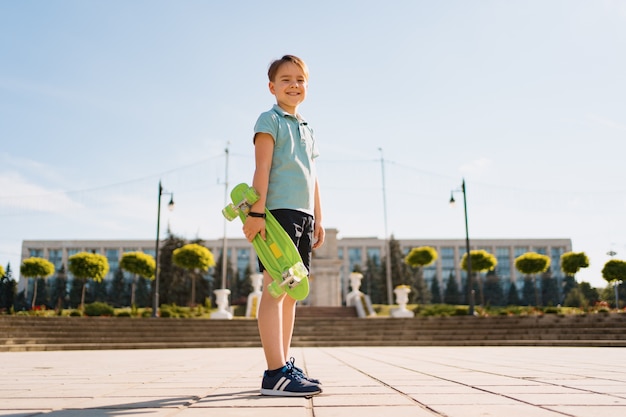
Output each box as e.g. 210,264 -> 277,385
109,268 -> 129,307
135,276 -> 151,307
507,281 -> 521,306
157,233 -> 186,306
443,271 -> 461,305
364,255 -> 385,304
601,259 -> 626,308
50,264 -> 68,312
172,243 -> 215,307
514,252 -> 550,306
430,276 -> 442,303
68,252 -> 109,310
387,236 -> 412,290
0,264 -> 4,278
540,270 -> 560,307
563,287 -> 587,308
561,275 -> 578,305
560,252 -> 589,277
120,252 -> 156,307
20,257 -> 55,309
461,249 -> 497,306
404,246 -> 438,269
0,264 -> 16,312
483,270 -> 504,306
521,277 -> 535,306
404,246 -> 437,304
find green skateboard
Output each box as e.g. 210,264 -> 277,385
222,183 -> 310,300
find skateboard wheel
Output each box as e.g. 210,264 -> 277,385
243,187 -> 260,205
222,204 -> 238,221
267,281 -> 285,298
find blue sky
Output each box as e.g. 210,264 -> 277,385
1,0 -> 625,288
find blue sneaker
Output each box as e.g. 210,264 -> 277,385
287,357 -> 322,385
260,365 -> 322,397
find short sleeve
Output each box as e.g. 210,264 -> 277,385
253,111 -> 279,143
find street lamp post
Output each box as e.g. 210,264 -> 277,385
378,148 -> 393,306
450,178 -> 474,316
153,180 -> 174,318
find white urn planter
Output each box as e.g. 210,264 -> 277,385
391,285 -> 414,318
245,273 -> 263,318
211,288 -> 233,319
346,272 -> 376,318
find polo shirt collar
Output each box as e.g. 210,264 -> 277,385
272,104 -> 306,124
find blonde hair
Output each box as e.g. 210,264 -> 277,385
267,55 -> 309,82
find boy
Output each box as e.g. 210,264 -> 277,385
243,55 -> 324,397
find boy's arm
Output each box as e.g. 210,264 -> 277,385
243,132 -> 274,242
312,177 -> 325,249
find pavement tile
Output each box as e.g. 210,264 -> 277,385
505,393 -> 626,406
1,346 -> 626,417
176,407 -> 311,417
313,405 -> 438,417
432,404 -> 567,417
410,392 -> 520,405
547,406 -> 626,417
312,393 -> 415,406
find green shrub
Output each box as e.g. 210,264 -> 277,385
116,311 -> 132,317
454,306 -> 469,316
543,306 -> 561,314
69,310 -> 82,317
159,304 -> 191,318
414,304 -> 469,317
83,302 -> 114,317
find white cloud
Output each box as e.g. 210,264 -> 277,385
0,171 -> 82,214
586,114 -> 626,132
458,157 -> 493,178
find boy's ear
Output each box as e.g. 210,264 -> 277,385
268,81 -> 276,95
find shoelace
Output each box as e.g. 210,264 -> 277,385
284,365 -> 305,381
287,358 -> 306,376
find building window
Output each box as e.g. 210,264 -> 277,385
441,247 -> 455,283
551,247 -> 565,278
366,247 -> 381,264
48,249 -> 63,271
347,247 -> 362,272
495,247 -> 511,281
29,249 -> 43,258
237,248 -> 251,277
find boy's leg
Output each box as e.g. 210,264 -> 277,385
257,270 -> 286,370
281,293 -> 297,358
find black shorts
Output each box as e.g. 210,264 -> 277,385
258,209 -> 314,275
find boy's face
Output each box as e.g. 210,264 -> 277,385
269,62 -> 307,114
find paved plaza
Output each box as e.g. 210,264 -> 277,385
1,346 -> 625,417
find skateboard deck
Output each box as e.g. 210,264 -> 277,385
222,183 -> 309,300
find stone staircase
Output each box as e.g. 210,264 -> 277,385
1,311 -> 625,351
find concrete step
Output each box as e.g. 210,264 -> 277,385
295,306 -> 358,318
1,313 -> 625,351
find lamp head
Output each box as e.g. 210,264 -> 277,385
167,196 -> 175,211
449,193 -> 456,207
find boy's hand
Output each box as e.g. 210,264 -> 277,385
313,223 -> 325,249
243,216 -> 266,242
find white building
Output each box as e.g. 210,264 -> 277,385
21,231 -> 571,306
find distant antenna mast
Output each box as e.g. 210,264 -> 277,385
221,142 -> 230,290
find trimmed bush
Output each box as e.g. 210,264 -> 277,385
83,302 -> 114,317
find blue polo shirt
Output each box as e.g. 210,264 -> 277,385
254,104 -> 319,215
